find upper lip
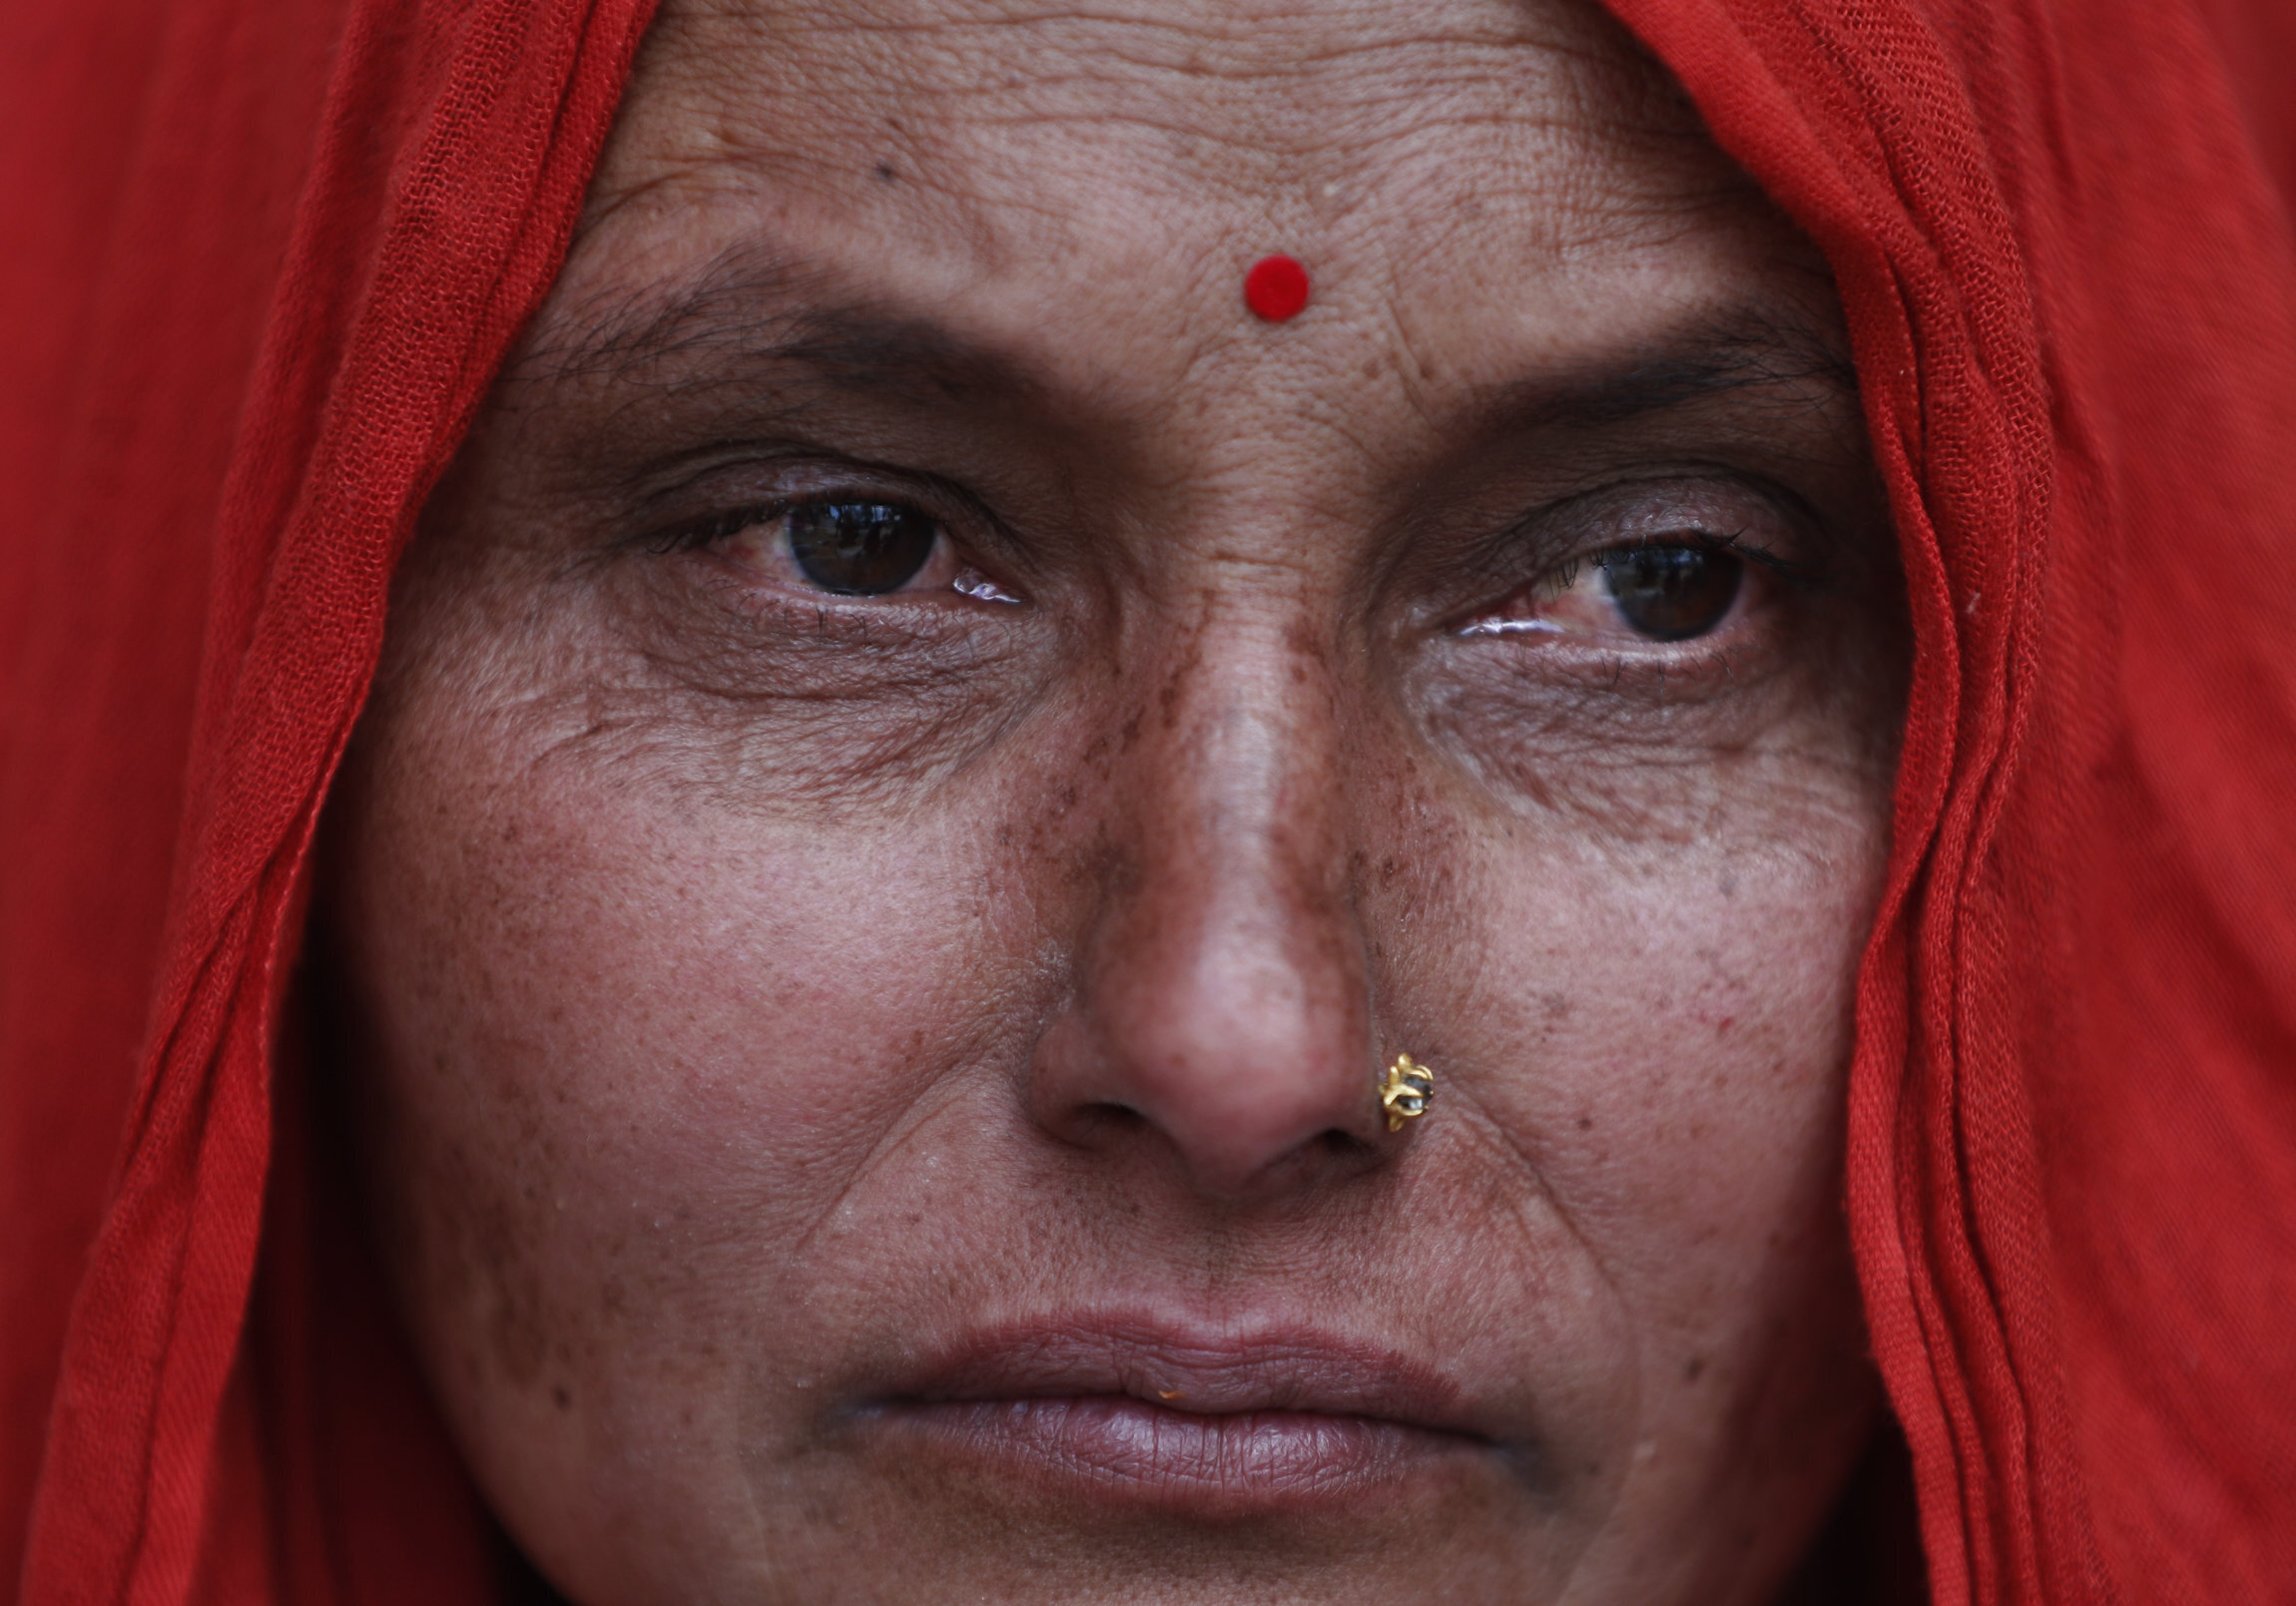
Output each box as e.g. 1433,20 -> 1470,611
876,1312 -> 1493,1440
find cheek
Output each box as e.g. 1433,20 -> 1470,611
1393,771 -> 1888,1552
1408,749 -> 1887,1466
325,707 -> 1020,1515
1435,763 -> 1887,1253
348,779 -> 988,1239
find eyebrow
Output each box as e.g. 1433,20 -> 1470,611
515,250 -> 1028,408
1496,308 -> 1859,433
515,245 -> 1855,431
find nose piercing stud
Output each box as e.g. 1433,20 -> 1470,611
1379,1054 -> 1435,1132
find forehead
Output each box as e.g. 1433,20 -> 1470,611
577,0 -> 1787,320
525,0 -> 1840,475
604,0 -> 1699,205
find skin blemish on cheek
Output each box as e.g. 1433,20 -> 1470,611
1244,255 -> 1311,321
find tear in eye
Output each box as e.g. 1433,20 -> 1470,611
1598,544 -> 1742,641
787,501 -> 938,595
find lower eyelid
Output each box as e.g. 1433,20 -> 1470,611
1457,616 -> 1566,638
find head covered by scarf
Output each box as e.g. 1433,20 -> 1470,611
3,0 -> 2291,1599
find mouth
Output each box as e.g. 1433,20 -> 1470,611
856,1314 -> 1506,1514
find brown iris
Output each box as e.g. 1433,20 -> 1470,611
788,500 -> 938,594
1597,544 -> 1742,640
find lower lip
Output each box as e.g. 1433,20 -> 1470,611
872,1395 -> 1480,1511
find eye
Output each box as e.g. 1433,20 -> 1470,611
1458,536 -> 1754,645
659,492 -> 1012,602
784,499 -> 939,595
1596,543 -> 1742,641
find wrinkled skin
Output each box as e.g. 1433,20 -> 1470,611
318,0 -> 1910,1600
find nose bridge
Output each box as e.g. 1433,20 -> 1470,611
1134,624 -> 1343,956
1036,595 -> 1382,1197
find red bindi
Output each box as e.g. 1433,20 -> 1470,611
1244,254 -> 1311,322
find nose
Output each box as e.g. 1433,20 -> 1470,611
1027,617 -> 1384,1199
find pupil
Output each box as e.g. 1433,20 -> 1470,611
1599,544 -> 1742,641
787,501 -> 936,595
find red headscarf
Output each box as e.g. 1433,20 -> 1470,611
4,0 -> 2291,1599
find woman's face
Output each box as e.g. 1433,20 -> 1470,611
321,0 -> 1907,1599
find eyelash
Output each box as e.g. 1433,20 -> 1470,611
645,502 -> 799,556
1580,508 -> 1832,576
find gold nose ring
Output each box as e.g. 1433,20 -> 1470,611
1379,1054 -> 1435,1132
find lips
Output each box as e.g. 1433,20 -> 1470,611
856,1315 -> 1502,1510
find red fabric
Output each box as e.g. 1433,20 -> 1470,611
2,0 -> 2290,1601
0,0 -> 659,1598
1596,5 -> 2296,1599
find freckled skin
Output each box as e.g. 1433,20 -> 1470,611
316,0 -> 1909,1602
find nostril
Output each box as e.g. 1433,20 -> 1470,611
1058,1101 -> 1149,1146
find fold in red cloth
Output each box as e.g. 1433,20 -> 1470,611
3,0 -> 2290,1599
